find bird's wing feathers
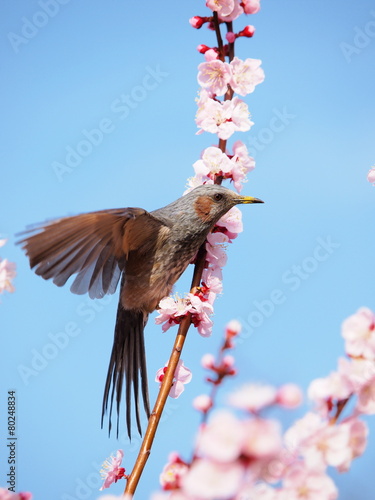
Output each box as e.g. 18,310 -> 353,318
17,208 -> 167,299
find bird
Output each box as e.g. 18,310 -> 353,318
17,184 -> 263,438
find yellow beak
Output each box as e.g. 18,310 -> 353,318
235,196 -> 264,204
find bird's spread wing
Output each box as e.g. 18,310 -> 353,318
17,208 -> 166,299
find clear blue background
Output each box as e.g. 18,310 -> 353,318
1,1 -> 374,498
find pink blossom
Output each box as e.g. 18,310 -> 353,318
182,458 -> 244,499
225,319 -> 242,338
193,394 -> 213,413
242,418 -> 282,458
336,418 -> 368,472
308,371 -> 351,415
217,0 -> 244,22
0,239 -> 7,248
160,453 -> 189,490
204,48 -> 219,62
229,383 -> 277,412
196,94 -> 252,140
155,296 -> 191,332
236,483 -> 280,500
367,166 -> 375,185
156,360 -> 192,398
338,357 -> 375,392
197,44 -> 210,54
303,423 -> 352,470
206,0 -> 235,16
0,490 -> 33,500
0,258 -> 17,294
189,293 -> 214,337
193,146 -> 233,179
97,496 -> 132,500
230,96 -> 254,133
201,353 -> 216,369
341,307 -> 375,360
229,57 -> 265,96
197,410 -> 244,462
280,463 -> 338,500
230,140 -> 255,192
239,25 -> 256,37
242,0 -> 261,15
285,413 -> 352,470
201,267 -> 223,304
189,16 -> 206,29
226,31 -> 236,43
357,377 -> 375,414
276,384 -> 303,408
216,206 -> 243,237
99,450 -> 126,490
205,232 -> 229,269
198,60 -> 231,96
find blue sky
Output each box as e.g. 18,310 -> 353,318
1,1 -> 375,498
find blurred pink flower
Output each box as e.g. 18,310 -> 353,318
308,371 -> 351,415
182,458 -> 244,499
197,411 -> 244,462
193,394 -> 213,413
338,357 -> 375,393
341,307 -> 375,360
229,57 -> 265,96
242,418 -> 282,458
367,166 -> 375,185
336,418 -> 368,472
242,0 -> 261,15
276,384 -> 303,408
286,413 -> 352,470
0,258 -> 17,294
225,319 -> 242,338
357,377 -> 375,414
0,490 -> 32,500
198,60 -> 231,96
156,360 -> 192,398
160,453 -> 189,490
281,463 -> 338,500
229,383 -> 277,412
99,450 -> 126,491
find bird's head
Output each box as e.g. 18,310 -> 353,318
186,184 -> 263,226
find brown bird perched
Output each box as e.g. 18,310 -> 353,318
17,184 -> 263,438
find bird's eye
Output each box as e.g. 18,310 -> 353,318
214,193 -> 223,201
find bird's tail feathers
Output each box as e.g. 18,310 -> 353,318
101,303 -> 150,439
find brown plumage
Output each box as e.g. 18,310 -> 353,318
17,185 -> 263,438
